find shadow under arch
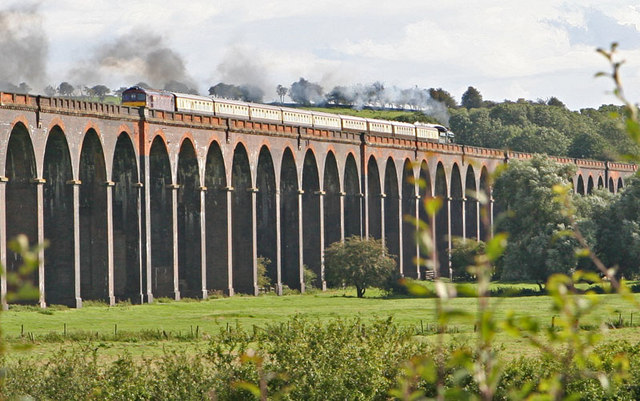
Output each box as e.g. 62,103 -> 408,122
5,123 -> 38,304
280,148 -> 300,290
112,132 -> 141,302
79,130 -> 108,302
43,127 -> 75,306
177,139 -> 202,298
367,155 -> 382,239
204,141 -> 229,293
384,157 -> 400,265
256,146 -> 277,288
231,143 -> 255,294
149,136 -> 174,298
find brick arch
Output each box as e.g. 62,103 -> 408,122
302,149 -> 322,285
402,158 -> 417,278
434,161 -> 449,275
231,142 -> 255,294
204,139 -> 229,294
465,164 -> 479,240
4,120 -> 39,305
280,147 -> 301,290
106,125 -> 139,182
111,132 -> 142,302
343,152 -> 361,238
1,119 -> 32,176
256,145 -> 278,288
367,154 -> 382,239
177,137 -> 202,298
43,125 -> 75,306
323,150 -> 341,249
383,156 -> 400,262
79,129 -> 109,302
587,175 -> 594,194
576,175 -> 585,195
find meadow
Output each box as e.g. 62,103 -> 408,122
3,283 -> 639,361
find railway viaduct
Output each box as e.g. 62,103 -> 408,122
0,92 -> 635,307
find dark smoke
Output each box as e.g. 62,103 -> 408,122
0,2 -> 48,92
71,29 -> 197,93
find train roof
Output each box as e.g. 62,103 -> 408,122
173,92 -> 213,102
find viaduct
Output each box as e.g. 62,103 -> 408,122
0,92 -> 635,308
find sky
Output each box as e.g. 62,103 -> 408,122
1,0 -> 639,110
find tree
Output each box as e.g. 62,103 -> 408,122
594,176 -> 640,278
428,87 -> 456,108
44,85 -> 56,97
57,81 -> 75,97
324,236 -> 396,298
547,96 -> 566,108
276,84 -> 288,104
91,85 -> 110,100
493,155 -> 579,286
17,82 -> 31,94
461,86 -> 483,109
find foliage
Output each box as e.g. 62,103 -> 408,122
461,86 -> 483,109
276,84 -> 288,103
324,236 -> 396,298
256,257 -> 272,291
428,87 -> 457,109
57,81 -> 75,96
302,265 -> 317,290
594,176 -> 640,278
450,238 -> 486,281
448,96 -> 639,161
493,155 -> 579,284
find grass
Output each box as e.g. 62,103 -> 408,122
2,284 -> 639,361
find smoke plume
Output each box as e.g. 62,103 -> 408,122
71,29 -> 197,92
0,2 -> 48,92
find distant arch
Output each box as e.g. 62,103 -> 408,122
465,165 -> 478,240
576,175 -> 585,195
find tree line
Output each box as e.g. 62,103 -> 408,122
479,154 -> 640,287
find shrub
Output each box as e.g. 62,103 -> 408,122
324,236 -> 396,298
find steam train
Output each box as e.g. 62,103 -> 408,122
121,86 -> 455,143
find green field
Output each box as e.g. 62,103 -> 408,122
2,285 -> 639,360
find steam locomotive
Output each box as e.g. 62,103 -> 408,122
121,86 -> 454,143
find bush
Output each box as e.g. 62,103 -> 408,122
450,238 -> 486,281
324,236 -> 396,298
